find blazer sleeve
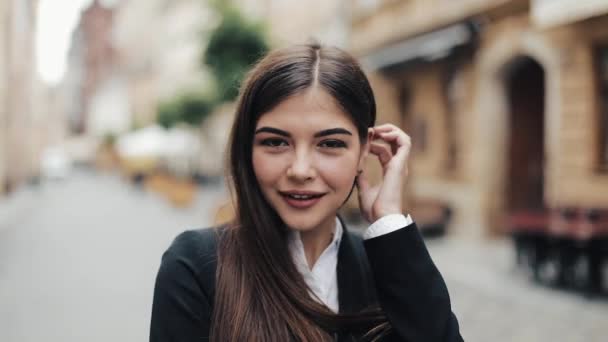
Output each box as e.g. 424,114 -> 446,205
363,224 -> 464,342
149,231 -> 215,342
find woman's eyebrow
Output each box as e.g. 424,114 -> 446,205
255,127 -> 290,137
314,128 -> 352,137
254,127 -> 352,137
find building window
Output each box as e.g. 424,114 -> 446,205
596,46 -> 608,171
398,84 -> 428,154
441,63 -> 465,173
398,85 -> 412,132
413,118 -> 428,153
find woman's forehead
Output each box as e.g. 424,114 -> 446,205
255,89 -> 356,131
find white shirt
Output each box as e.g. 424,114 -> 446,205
287,214 -> 413,312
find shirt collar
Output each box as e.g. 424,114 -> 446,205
287,216 -> 344,265
332,216 -> 343,248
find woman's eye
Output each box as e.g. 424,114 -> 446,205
319,140 -> 347,148
261,138 -> 288,147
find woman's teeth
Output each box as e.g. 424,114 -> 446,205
283,193 -> 323,200
289,194 -> 315,199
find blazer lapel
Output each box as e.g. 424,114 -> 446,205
336,216 -> 377,314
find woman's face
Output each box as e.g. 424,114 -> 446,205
252,88 -> 369,233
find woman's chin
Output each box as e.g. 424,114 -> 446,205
280,212 -> 336,234
282,219 -> 319,232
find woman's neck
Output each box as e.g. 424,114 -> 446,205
299,216 -> 336,269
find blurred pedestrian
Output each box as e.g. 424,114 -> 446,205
150,43 -> 463,342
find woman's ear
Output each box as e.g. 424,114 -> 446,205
357,128 -> 374,172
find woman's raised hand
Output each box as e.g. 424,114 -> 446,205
356,124 -> 411,223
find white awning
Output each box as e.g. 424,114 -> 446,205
361,23 -> 474,71
532,0 -> 608,28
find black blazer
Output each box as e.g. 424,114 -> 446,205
150,219 -> 463,341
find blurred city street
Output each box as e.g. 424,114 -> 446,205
2,0 -> 608,340
0,170 -> 605,342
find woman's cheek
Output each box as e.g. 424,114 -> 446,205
318,154 -> 358,186
252,152 -> 272,184
253,151 -> 287,184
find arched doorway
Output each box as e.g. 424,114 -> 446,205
504,56 -> 546,220
471,30 -> 559,238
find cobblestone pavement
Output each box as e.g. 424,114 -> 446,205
426,237 -> 608,342
0,170 -> 606,341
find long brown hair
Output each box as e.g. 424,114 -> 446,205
211,43 -> 391,341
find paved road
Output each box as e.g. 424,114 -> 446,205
0,170 -> 606,341
0,170 -> 225,342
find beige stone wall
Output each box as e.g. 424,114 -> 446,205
545,17 -> 608,206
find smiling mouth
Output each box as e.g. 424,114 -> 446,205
278,191 -> 326,200
278,191 -> 326,208
280,192 -> 325,201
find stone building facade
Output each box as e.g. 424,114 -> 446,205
110,0 -> 211,129
0,0 -> 8,195
350,0 -> 608,237
64,0 -> 116,134
0,0 -> 39,194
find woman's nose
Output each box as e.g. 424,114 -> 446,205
286,150 -> 316,181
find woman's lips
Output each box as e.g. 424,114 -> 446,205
279,191 -> 326,209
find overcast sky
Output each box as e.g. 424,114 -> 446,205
36,0 -> 120,85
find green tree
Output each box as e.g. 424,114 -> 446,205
203,6 -> 269,102
179,93 -> 214,126
157,92 -> 214,129
157,100 -> 180,129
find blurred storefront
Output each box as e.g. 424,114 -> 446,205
350,0 -> 608,237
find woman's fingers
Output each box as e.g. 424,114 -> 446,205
372,125 -> 411,166
375,127 -> 408,143
392,133 -> 411,164
375,131 -> 404,154
369,142 -> 392,166
358,124 -> 410,221
372,123 -> 400,133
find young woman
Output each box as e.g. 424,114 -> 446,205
150,43 -> 463,342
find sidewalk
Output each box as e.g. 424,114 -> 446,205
426,236 -> 608,342
0,184 -> 40,231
